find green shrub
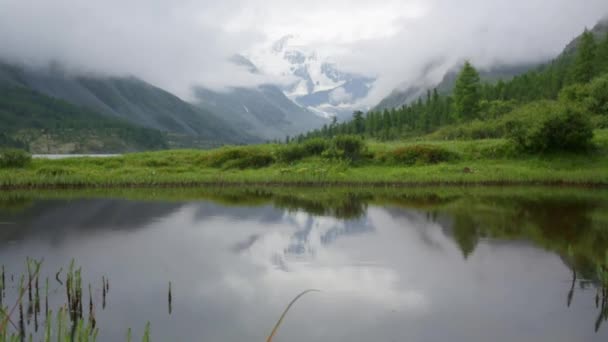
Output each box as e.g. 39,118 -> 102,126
221,152 -> 275,170
591,115 -> 608,129
302,138 -> 329,155
0,149 -> 32,168
205,148 -> 251,168
587,74 -> 608,116
204,147 -> 275,169
559,74 -> 608,119
506,101 -> 593,153
276,145 -> 307,163
323,135 -> 367,161
276,138 -> 330,163
36,167 -> 74,177
430,119 -> 505,140
377,145 -> 457,165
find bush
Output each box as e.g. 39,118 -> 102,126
506,101 -> 593,153
430,119 -> 505,140
36,167 -> 74,177
204,148 -> 251,168
0,149 -> 32,168
302,138 -> 329,155
222,152 -> 275,170
204,147 -> 275,169
559,74 -> 608,119
276,145 -> 307,163
276,138 -> 330,163
323,135 -> 367,161
377,145 -> 458,165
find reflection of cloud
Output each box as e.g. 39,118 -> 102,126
223,211 -> 429,312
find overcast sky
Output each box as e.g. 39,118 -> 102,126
1,0 -> 607,103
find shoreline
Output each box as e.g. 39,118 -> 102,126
2,179 -> 608,191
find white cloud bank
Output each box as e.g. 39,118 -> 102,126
1,0 -> 607,103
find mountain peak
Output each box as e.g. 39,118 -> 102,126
272,35 -> 295,53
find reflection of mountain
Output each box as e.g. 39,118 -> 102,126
192,202 -> 283,224
281,214 -> 374,265
0,200 -> 184,243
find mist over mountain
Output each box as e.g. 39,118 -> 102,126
249,35 -> 375,120
375,17 -> 608,110
0,61 -> 259,148
1,1 -> 608,151
194,56 -> 328,140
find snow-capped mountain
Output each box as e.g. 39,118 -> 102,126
248,35 -> 376,120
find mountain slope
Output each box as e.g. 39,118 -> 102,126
249,35 -> 375,120
194,84 -> 328,140
0,62 -> 258,146
375,18 -> 608,111
0,86 -> 168,153
375,63 -> 540,111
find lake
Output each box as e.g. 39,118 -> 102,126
0,187 -> 607,341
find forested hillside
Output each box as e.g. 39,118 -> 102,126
0,86 -> 168,153
0,63 -> 260,147
302,23 -> 608,142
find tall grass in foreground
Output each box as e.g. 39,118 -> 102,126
266,289 -> 320,342
0,260 -> 150,342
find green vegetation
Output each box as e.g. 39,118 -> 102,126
0,259 -> 151,341
504,101 -> 594,152
0,149 -> 31,168
301,27 -> 608,142
0,86 -> 168,153
0,128 -> 607,188
0,28 -> 606,187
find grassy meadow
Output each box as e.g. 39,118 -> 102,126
0,129 -> 607,189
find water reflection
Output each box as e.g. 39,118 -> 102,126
0,187 -> 607,341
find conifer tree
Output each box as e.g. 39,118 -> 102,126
596,33 -> 608,74
571,29 -> 597,84
453,61 -> 481,121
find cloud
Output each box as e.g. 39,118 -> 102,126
1,0 -> 607,103
332,0 -> 608,105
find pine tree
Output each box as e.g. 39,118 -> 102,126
571,29 -> 597,84
453,61 -> 481,121
352,111 -> 365,134
596,33 -> 608,74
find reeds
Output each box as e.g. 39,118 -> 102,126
266,289 -> 320,342
0,259 -> 152,342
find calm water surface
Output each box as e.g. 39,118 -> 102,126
0,188 -> 607,341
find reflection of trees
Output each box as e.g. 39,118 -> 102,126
0,195 -> 34,213
441,196 -> 608,332
451,213 -> 479,259
273,193 -> 370,220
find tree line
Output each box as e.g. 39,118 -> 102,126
0,86 -> 168,150
297,28 -> 608,142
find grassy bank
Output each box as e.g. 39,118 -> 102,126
1,129 -> 608,189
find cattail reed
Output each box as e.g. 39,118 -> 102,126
45,277 -> 49,319
102,276 -> 106,310
44,309 -> 52,342
55,268 -> 63,286
168,281 -> 172,315
1,264 -> 4,296
142,322 -> 151,342
26,258 -> 32,305
0,265 -> 3,307
89,283 -> 96,331
34,276 -> 40,315
18,276 -> 25,341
